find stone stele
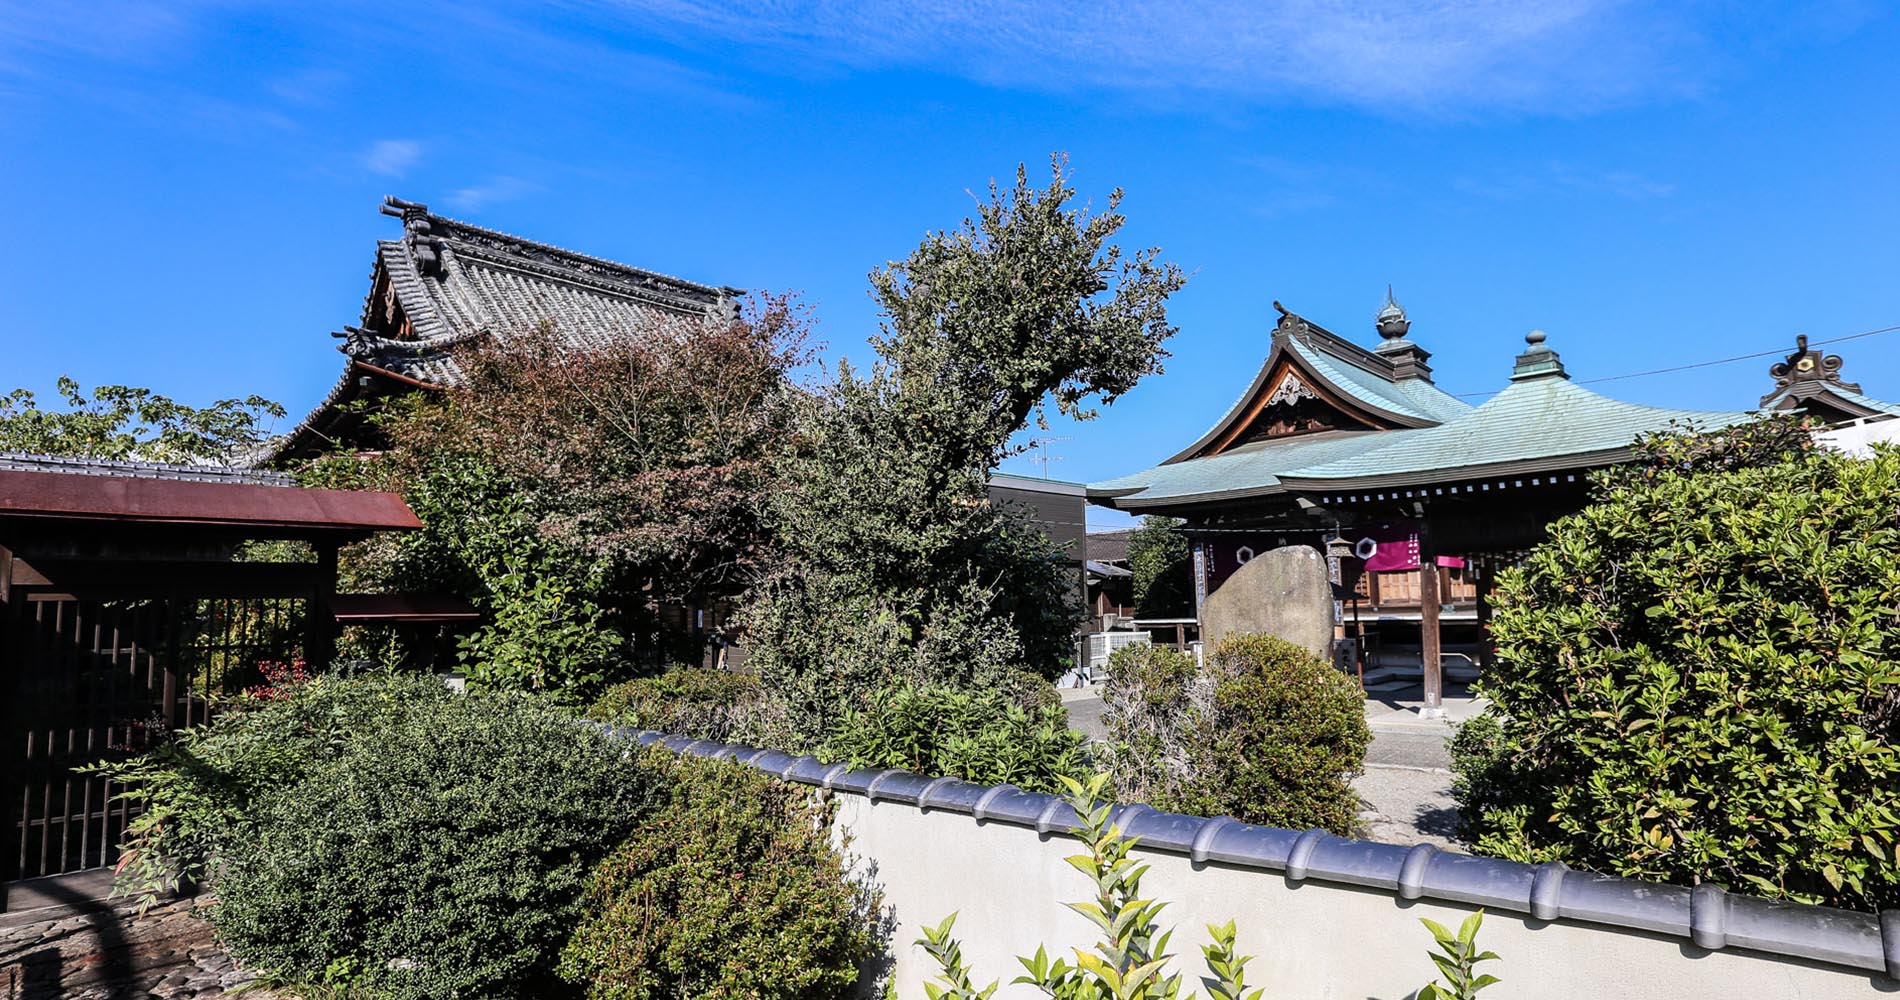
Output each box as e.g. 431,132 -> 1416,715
1199,544 -> 1332,657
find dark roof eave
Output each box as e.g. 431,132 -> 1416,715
0,469 -> 423,534
1276,448 -> 1634,494
1092,482 -> 1298,512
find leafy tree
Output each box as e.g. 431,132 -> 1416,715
1459,428 -> 1900,911
298,297 -> 811,687
0,376 -> 283,463
1127,515 -> 1192,616
742,156 -> 1185,748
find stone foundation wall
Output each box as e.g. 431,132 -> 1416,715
0,895 -> 255,1000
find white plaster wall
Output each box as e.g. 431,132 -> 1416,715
836,796 -> 1892,1000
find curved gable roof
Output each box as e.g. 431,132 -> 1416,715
1165,308 -> 1468,464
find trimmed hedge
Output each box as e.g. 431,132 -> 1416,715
203,679 -> 657,999
1462,441 -> 1900,910
817,682 -> 1088,794
559,749 -> 883,1000
587,668 -> 768,742
1103,635 -> 1369,835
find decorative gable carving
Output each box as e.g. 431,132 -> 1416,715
1204,364 -> 1375,455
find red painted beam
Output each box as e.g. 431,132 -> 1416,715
0,468 -> 421,532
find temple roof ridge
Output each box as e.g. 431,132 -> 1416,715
378,196 -> 740,310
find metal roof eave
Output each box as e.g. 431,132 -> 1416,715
1275,447 -> 1636,494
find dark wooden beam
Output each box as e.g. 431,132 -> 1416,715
1418,517 -> 1444,717
307,543 -> 339,671
10,559 -> 327,600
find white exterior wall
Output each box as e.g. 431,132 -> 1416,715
837,795 -> 1891,1000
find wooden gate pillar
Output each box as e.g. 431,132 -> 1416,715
308,543 -> 339,670
1418,518 -> 1444,718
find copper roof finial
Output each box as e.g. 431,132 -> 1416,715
1375,285 -> 1411,342
1511,328 -> 1566,381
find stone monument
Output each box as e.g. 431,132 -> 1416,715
1199,544 -> 1333,658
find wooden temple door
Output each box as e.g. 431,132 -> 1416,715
2,595 -> 176,887
1,590 -> 306,898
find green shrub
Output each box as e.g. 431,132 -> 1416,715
559,749 -> 883,1000
1097,643 -> 1203,809
1102,634 -> 1369,835
1465,442 -> 1900,910
817,683 -> 1089,794
587,668 -> 767,742
90,672 -> 446,907
204,678 -> 657,999
1446,713 -> 1509,845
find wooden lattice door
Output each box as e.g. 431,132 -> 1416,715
2,593 -> 305,891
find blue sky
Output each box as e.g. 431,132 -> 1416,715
3,2 -> 1897,527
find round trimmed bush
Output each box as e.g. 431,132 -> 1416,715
209,679 -> 657,999
817,682 -> 1088,794
558,749 -> 883,1000
1463,442 -> 1900,910
587,668 -> 766,742
1103,635 -> 1369,834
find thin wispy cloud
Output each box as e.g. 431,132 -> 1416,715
1454,162 -> 1677,202
364,139 -> 423,177
446,176 -> 540,212
599,0 -> 1812,115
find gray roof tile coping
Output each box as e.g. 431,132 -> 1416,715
613,727 -> 1900,980
0,452 -> 296,486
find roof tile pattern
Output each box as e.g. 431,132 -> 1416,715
1279,376 -> 1755,490
1287,340 -> 1472,424
345,213 -> 735,388
0,452 -> 295,487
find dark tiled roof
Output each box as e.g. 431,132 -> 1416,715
341,197 -> 742,388
0,452 -> 295,487
264,198 -> 742,463
1086,528 -> 1134,564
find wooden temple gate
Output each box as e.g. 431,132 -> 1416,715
4,591 -> 308,885
0,456 -> 419,911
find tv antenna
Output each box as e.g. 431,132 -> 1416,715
1026,437 -> 1069,478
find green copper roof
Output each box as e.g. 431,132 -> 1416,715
1091,330 -> 1757,510
1092,430 -> 1411,508
1277,375 -> 1754,491
1829,389 -> 1900,416
1286,340 -> 1472,424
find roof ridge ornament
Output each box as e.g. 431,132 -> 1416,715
1375,285 -> 1410,342
1763,333 -> 1859,405
1510,328 -> 1568,381
381,196 -> 444,276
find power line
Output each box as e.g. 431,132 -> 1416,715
1445,322 -> 1900,400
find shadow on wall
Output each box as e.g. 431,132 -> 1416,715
1,875 -> 136,1000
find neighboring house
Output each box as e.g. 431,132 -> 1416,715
1084,527 -> 1134,623
266,196 -> 742,464
987,473 -> 1089,628
1086,293 -> 1896,709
